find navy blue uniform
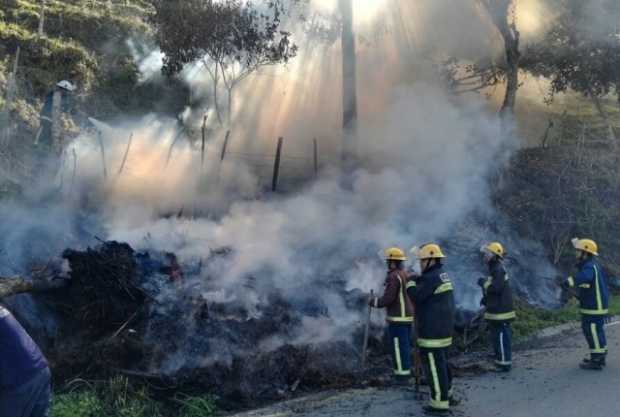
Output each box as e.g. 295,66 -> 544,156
481,260 -> 515,369
0,305 -> 50,417
567,258 -> 609,361
407,264 -> 455,411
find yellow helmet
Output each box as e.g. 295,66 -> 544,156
572,238 -> 598,256
384,247 -> 407,261
481,242 -> 505,258
413,243 -> 446,260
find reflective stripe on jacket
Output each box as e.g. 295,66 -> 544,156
407,264 -> 455,348
567,259 -> 609,315
482,260 -> 516,321
374,269 -> 414,323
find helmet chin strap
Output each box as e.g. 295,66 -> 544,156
421,258 -> 433,272
577,250 -> 587,262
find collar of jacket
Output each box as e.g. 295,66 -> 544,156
423,263 -> 443,275
488,258 -> 503,271
576,258 -> 595,270
387,267 -> 405,276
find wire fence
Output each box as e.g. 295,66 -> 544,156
211,133 -> 338,192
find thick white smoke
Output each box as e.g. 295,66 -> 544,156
0,0 -> 565,371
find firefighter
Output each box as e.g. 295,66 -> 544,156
563,238 -> 609,370
0,304 -> 51,417
36,80 -> 76,154
369,247 -> 415,383
478,242 -> 515,372
407,243 -> 455,414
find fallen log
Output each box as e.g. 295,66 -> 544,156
0,275 -> 69,298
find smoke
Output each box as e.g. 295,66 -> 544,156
0,0 -> 562,372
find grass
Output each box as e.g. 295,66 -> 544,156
512,293 -> 620,341
51,377 -> 217,417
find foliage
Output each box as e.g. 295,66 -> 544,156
513,295 -> 620,341
522,0 -> 620,105
176,395 -> 217,417
2,0 -> 152,50
51,391 -> 105,417
50,376 -> 218,417
0,21 -> 97,95
149,0 -> 298,125
51,377 -> 166,417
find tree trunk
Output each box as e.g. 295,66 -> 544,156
482,0 -> 520,116
0,276 -> 69,298
500,37 -> 519,115
204,60 -> 223,126
226,86 -> 233,128
339,0 -> 358,167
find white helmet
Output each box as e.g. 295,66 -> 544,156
56,80 -> 76,92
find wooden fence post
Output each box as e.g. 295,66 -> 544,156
97,131 -> 108,180
272,137 -> 284,192
313,138 -> 319,179
220,129 -> 230,162
69,148 -> 77,194
201,115 -> 208,169
216,130 -> 230,184
117,132 -> 133,176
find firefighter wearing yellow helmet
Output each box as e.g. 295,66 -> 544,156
407,243 -> 455,414
369,247 -> 414,382
563,238 -> 609,370
478,242 -> 515,372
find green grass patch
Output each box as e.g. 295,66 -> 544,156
513,293 -> 620,340
51,376 -> 217,417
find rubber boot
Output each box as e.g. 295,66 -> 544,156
580,357 -> 604,370
492,364 -> 511,373
392,375 -> 411,386
582,354 -> 606,367
423,405 -> 450,415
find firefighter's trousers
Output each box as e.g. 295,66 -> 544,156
581,315 -> 607,361
420,347 -> 452,411
489,320 -> 512,368
388,323 -> 412,377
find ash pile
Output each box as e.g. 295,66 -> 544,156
45,241 -> 371,407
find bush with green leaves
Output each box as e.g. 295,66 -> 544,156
51,391 -> 104,417
176,395 -> 217,417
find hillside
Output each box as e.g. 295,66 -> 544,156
0,0 -> 188,182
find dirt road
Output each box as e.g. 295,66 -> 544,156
229,321 -> 620,417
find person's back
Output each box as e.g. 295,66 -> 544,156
0,305 -> 51,417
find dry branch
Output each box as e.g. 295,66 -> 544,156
0,275 -> 68,298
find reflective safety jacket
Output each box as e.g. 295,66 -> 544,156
373,269 -> 414,323
481,260 -> 516,321
567,258 -> 609,316
407,264 -> 455,348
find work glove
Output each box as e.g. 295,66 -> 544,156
604,315 -> 613,324
480,297 -> 487,307
559,277 -> 571,290
477,277 -> 487,288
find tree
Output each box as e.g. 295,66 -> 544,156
522,0 -> 620,141
439,1 -> 520,116
476,0 -> 520,116
149,0 -> 298,127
